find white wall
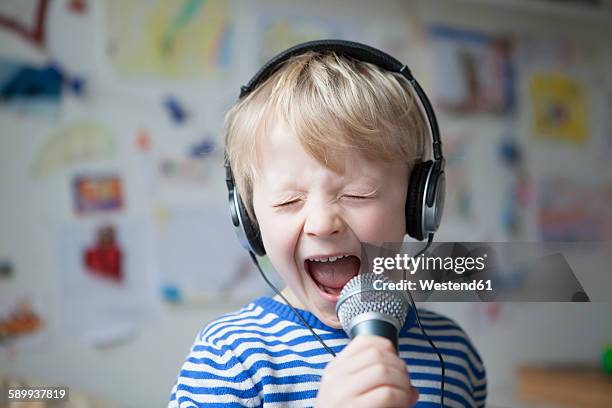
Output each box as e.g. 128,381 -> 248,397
1,0 -> 611,407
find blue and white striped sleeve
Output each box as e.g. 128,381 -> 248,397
169,331 -> 262,408
449,319 -> 487,408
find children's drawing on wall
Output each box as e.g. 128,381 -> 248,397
56,220 -> 158,346
0,296 -> 43,347
537,178 -> 606,241
155,204 -> 269,304
31,121 -> 115,179
103,0 -> 233,79
440,126 -> 475,235
0,0 -> 49,47
0,58 -> 62,119
428,25 -> 515,115
256,8 -> 416,65
153,134 -> 222,205
518,35 -> 599,74
84,224 -> 123,283
0,292 -> 47,356
72,173 -> 123,214
530,73 -> 588,144
498,135 -> 533,239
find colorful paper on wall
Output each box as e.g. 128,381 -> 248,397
429,25 -> 515,114
56,220 -> 158,346
530,73 -> 588,144
72,174 -> 124,214
0,58 -> 62,118
103,0 -> 233,79
443,133 -> 474,223
537,178 -> 606,241
31,121 -> 116,179
0,292 -> 46,349
0,0 -> 48,47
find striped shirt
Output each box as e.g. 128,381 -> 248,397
169,296 -> 487,407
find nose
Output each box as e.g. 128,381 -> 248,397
303,199 -> 344,238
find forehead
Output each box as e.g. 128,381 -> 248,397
255,121 -> 405,186
258,121 -> 349,173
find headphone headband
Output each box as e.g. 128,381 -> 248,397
239,39 -> 443,162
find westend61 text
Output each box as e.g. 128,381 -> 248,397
374,279 -> 493,292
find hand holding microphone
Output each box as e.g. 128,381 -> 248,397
314,274 -> 419,408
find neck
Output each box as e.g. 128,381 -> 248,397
273,287 -> 303,309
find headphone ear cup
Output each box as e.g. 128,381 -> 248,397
406,161 -> 432,241
236,193 -> 266,256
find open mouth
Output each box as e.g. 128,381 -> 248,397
305,255 -> 361,298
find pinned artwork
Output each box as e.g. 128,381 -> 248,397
158,157 -> 210,187
31,121 -> 115,179
0,58 -> 63,118
83,224 -> 123,283
68,0 -> 87,14
0,0 -> 49,47
0,295 -> 45,348
530,73 -> 588,144
538,178 -> 606,241
72,174 -> 124,214
163,96 -> 188,124
498,136 -> 532,239
444,135 -> 473,223
429,25 -> 515,114
188,136 -> 216,158
56,220 -> 157,346
135,128 -> 151,152
104,0 -> 233,79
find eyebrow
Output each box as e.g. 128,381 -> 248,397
270,174 -> 381,194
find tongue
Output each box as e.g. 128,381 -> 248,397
309,256 -> 360,290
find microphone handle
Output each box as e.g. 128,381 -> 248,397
350,319 -> 399,351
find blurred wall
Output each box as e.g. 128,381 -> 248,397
0,0 -> 611,407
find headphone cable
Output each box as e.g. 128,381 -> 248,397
403,233 -> 446,407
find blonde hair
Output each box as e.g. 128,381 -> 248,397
223,51 -> 430,224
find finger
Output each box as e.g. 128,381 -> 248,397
335,337 -> 399,370
329,345 -> 406,379
340,335 -> 396,359
347,362 -> 411,397
409,385 -> 420,406
345,347 -> 408,377
353,385 -> 412,408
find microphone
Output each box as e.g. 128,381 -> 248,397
335,273 -> 409,351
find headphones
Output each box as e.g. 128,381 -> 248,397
225,39 -> 446,256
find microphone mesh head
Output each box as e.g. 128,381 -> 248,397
336,273 -> 409,333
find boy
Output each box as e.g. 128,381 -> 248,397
169,40 -> 487,407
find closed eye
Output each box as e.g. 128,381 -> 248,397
342,194 -> 376,200
273,199 -> 300,208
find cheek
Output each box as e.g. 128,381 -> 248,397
257,210 -> 301,264
352,195 -> 407,243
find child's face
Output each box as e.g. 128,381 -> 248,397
252,121 -> 409,328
